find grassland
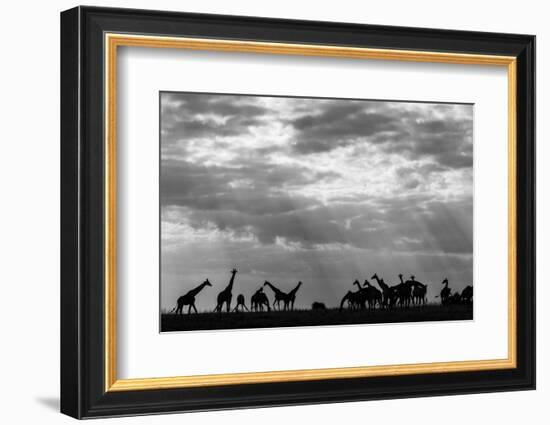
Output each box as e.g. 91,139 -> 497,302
161,303 -> 472,332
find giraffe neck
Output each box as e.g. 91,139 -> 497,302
376,277 -> 387,289
266,282 -> 282,294
289,283 -> 301,296
225,272 -> 237,292
191,282 -> 207,296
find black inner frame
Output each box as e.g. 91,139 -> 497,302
60,6 -> 535,419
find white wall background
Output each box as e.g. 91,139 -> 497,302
0,0 -> 545,423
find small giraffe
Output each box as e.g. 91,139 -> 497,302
352,279 -> 368,309
232,294 -> 248,312
171,279 -> 212,315
440,278 -> 451,304
461,285 -> 473,303
214,268 -> 238,313
409,275 -> 427,305
251,288 -> 270,312
340,290 -> 361,311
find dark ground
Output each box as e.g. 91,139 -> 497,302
161,303 -> 473,332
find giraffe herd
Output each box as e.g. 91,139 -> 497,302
170,268 -> 473,316
339,274 -> 472,311
170,268 -> 305,315
341,274 -> 430,310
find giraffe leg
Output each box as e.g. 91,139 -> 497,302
192,304 -> 198,314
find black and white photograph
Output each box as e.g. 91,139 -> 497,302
160,91 -> 474,332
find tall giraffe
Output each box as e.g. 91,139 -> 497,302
363,279 -> 382,308
284,281 -> 303,310
263,281 -> 286,310
396,273 -> 413,307
371,273 -> 392,308
171,279 -> 212,315
214,268 -> 237,313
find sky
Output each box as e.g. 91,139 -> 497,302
160,92 -> 473,311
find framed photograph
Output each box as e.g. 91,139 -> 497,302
60,6 -> 535,419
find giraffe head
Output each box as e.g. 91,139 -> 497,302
371,273 -> 378,280
204,279 -> 212,287
353,279 -> 361,286
442,278 -> 448,285
410,275 -> 415,281
231,268 -> 238,275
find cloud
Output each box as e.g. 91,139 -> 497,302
159,92 -> 474,308
161,92 -> 271,155
287,100 -> 473,170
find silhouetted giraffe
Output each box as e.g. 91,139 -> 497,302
460,285 -> 473,303
232,294 -> 248,312
396,274 -> 413,307
448,291 -> 462,304
263,281 -> 286,310
171,279 -> 212,315
363,279 -> 382,308
371,273 -> 393,308
440,278 -> 451,304
352,279 -> 368,309
284,281 -> 303,310
251,287 -> 270,312
410,275 -> 427,305
214,268 -> 237,313
340,290 -> 361,311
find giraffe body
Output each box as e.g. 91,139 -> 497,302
251,288 -> 270,311
173,279 -> 212,315
232,294 -> 248,312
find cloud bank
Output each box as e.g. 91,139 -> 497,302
160,92 -> 473,310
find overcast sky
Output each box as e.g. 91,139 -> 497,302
160,92 -> 473,311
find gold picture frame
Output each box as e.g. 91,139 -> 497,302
104,34 -> 517,392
